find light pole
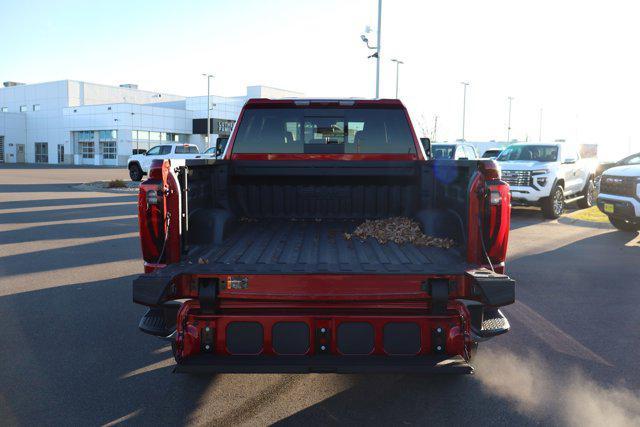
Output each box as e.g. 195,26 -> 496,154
391,58 -> 404,98
461,82 -> 469,141
507,96 -> 514,142
375,0 -> 382,98
360,0 -> 382,98
202,73 -> 214,151
538,108 -> 543,142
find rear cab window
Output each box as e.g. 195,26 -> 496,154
175,145 -> 198,154
463,145 -> 477,159
232,107 -> 416,154
432,145 -> 455,159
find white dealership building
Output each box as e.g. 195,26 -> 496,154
0,80 -> 301,166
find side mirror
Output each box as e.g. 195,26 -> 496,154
420,137 -> 431,159
215,138 -> 229,157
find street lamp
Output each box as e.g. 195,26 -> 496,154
538,107 -> 543,142
202,73 -> 214,152
391,58 -> 404,99
360,0 -> 382,98
507,96 -> 514,142
461,82 -> 470,141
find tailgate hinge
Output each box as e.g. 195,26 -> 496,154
425,279 -> 450,315
198,278 -> 219,314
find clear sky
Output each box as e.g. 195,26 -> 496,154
1,0 -> 638,159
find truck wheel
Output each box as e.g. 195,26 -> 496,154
541,183 -> 565,219
129,163 -> 143,182
577,179 -> 596,209
608,217 -> 640,232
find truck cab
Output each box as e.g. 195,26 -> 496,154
132,99 -> 515,374
127,143 -> 201,181
497,142 -> 597,218
431,142 -> 479,160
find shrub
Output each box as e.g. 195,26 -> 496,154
107,179 -> 127,188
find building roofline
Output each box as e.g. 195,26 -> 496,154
246,84 -> 304,94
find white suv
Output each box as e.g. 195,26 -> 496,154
497,143 -> 597,219
127,144 -> 202,181
597,153 -> 640,232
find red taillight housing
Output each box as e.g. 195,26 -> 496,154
138,159 -> 181,267
478,159 -> 501,180
484,181 -> 511,264
469,162 -> 511,269
138,181 -> 164,263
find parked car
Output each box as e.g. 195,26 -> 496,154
497,142 -> 597,219
127,143 -> 201,181
597,158 -> 640,232
482,148 -> 503,159
202,136 -> 229,157
431,142 -> 479,160
132,98 -> 515,374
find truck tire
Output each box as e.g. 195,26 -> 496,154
608,216 -> 640,232
541,183 -> 565,219
129,163 -> 143,182
577,178 -> 596,209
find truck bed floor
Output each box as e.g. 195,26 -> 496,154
187,220 -> 469,275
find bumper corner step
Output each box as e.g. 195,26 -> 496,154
472,308 -> 510,340
138,304 -> 179,337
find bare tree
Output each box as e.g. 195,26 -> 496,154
416,114 -> 430,138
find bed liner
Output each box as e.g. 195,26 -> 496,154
185,219 -> 470,275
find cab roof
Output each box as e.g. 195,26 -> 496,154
244,98 -> 406,108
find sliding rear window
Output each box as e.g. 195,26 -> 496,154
232,107 -> 416,154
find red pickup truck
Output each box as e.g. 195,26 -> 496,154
133,98 -> 515,374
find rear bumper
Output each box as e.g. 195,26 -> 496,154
134,270 -> 514,373
174,354 -> 473,374
172,301 -> 470,365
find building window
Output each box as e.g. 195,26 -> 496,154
101,141 -> 117,159
167,133 -> 187,142
57,144 -> 65,163
33,104 -> 41,111
1,107 -> 7,113
20,105 -> 27,112
138,130 -> 149,140
35,142 -> 49,163
76,131 -> 94,141
99,130 -> 117,141
149,131 -> 161,141
79,141 -> 94,159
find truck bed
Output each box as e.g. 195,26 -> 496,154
186,219 -> 470,275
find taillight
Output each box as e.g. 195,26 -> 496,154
138,182 -> 165,263
484,181 -> 511,264
138,159 -> 178,265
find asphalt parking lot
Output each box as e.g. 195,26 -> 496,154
1,166 -> 639,426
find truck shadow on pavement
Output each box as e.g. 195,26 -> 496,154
0,276 -> 215,426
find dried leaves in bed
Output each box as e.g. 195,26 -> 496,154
344,217 -> 455,248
